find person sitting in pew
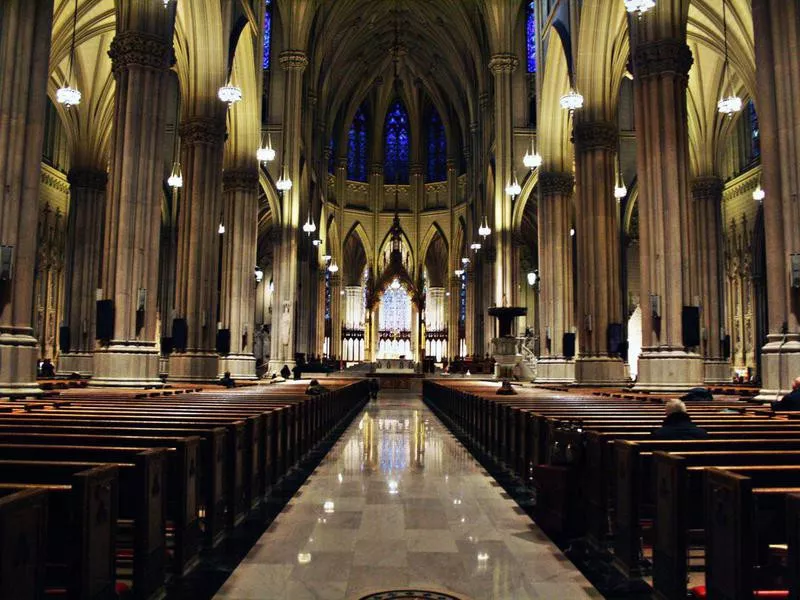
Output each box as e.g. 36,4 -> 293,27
219,371 -> 236,388
651,399 -> 709,440
681,386 -> 713,402
305,379 -> 329,395
772,376 -> 800,411
280,364 -> 291,379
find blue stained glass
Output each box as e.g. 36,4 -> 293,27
347,105 -> 368,182
384,100 -> 410,184
748,100 -> 760,159
526,1 -> 537,73
459,273 -> 466,323
263,0 -> 272,70
426,107 -> 447,182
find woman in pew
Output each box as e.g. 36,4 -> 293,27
651,399 -> 709,440
772,376 -> 800,411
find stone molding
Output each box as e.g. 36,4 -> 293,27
40,169 -> 70,195
108,31 -> 172,74
409,163 -> 424,176
222,168 -> 259,192
68,168 -> 108,191
370,163 -> 384,175
179,117 -> 226,146
633,39 -> 693,79
573,121 -> 618,152
488,53 -> 519,74
691,176 -> 724,202
479,93 -> 490,111
539,172 -> 575,196
279,50 -> 309,72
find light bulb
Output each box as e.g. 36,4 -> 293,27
505,179 -> 522,197
218,223 -> 225,234
614,182 -> 628,199
254,267 -> 264,283
570,228 -> 575,237
718,95 -> 743,116
328,261 -> 339,273
560,89 -> 584,111
753,185 -> 765,202
218,83 -> 242,106
302,216 -> 316,235
527,271 -> 538,286
167,162 -> 183,188
56,86 -> 82,108
523,149 -> 542,169
470,242 -> 482,251
276,172 -> 292,191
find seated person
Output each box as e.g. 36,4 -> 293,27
40,359 -> 55,378
305,379 -> 329,395
291,364 -> 302,380
651,399 -> 709,440
772,376 -> 800,411
681,387 -> 713,402
279,364 -> 291,379
219,371 -> 236,388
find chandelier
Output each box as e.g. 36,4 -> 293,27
461,257 -> 470,265
218,82 -> 242,106
470,241 -> 482,251
717,0 -> 742,117
505,178 -> 522,197
478,216 -> 491,239
523,144 -> 543,169
560,89 -> 584,112
302,214 -> 316,236
753,185 -> 765,202
254,266 -> 264,283
257,133 -> 276,163
454,268 -> 465,277
218,222 -> 226,234
167,162 -> 183,188
390,278 -> 401,290
614,155 -> 627,199
312,238 -> 322,246
624,0 -> 656,16
328,259 -> 339,273
57,0 -> 81,108
276,167 -> 292,191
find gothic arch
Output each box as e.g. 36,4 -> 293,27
512,168 -> 540,235
419,222 -> 449,272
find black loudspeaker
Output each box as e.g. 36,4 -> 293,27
172,318 -> 188,352
59,326 -> 71,353
607,323 -> 624,355
563,333 -> 576,359
216,329 -> 231,355
96,300 -> 114,341
160,337 -> 174,355
722,335 -> 731,359
682,306 -> 701,347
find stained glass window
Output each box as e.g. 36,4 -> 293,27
384,100 -> 410,184
526,1 -> 537,73
263,0 -> 272,70
748,100 -> 760,160
426,106 -> 447,182
324,269 -> 331,321
459,272 -> 467,323
348,104 -> 368,182
379,286 -> 412,332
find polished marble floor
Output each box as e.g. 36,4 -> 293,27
214,392 -> 600,600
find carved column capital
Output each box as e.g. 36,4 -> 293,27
222,168 -> 259,192
633,39 -> 693,79
488,53 -> 519,74
179,117 -> 226,146
691,176 -> 724,202
108,31 -> 172,74
409,162 -> 424,176
539,172 -> 575,196
479,93 -> 491,111
279,50 -> 309,72
572,121 -> 618,152
67,167 -> 108,191
369,163 -> 384,176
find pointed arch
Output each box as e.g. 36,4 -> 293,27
343,221 -> 373,267
259,169 -> 282,226
419,222 -> 450,272
512,168 -> 540,234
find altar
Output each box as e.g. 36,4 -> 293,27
374,358 -> 416,373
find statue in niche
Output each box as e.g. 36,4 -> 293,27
279,301 -> 291,348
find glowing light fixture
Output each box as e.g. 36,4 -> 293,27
527,271 -> 538,286
218,222 -> 226,235
570,228 -> 576,237
470,242 -> 482,251
276,168 -> 292,191
218,82 -> 242,106
718,95 -> 743,116
302,215 -> 316,236
323,500 -> 335,514
505,178 -> 522,197
57,0 -> 81,108
522,138 -> 542,169
478,217 -> 491,239
624,0 -> 656,16
167,162 -> 183,188
390,278 -> 401,290
257,133 -> 276,163
461,257 -> 470,265
254,266 -> 264,283
312,238 -> 322,246
327,260 -> 339,273
560,89 -> 584,112
717,0 -> 742,117
753,185 -> 765,202
322,254 -> 332,262
454,268 -> 465,277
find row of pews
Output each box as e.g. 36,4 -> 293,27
423,380 -> 800,600
0,378 -> 369,600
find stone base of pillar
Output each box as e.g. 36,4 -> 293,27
535,357 -> 576,383
0,332 -> 41,396
267,359 -> 297,376
218,354 -> 257,380
168,352 -> 220,383
575,356 -> 628,386
492,336 -> 521,381
92,344 -> 162,387
755,337 -> 800,402
703,359 -> 731,384
633,349 -> 704,392
57,352 -> 93,378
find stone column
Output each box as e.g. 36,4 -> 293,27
573,121 -> 626,385
329,273 -> 342,360
269,50 -> 308,373
631,34 -> 703,391
409,163 -> 424,212
0,0 -> 52,395
93,12 -> 175,387
753,0 -> 800,399
536,172 -> 576,383
448,276 -> 461,359
218,168 -> 259,380
488,54 -> 518,307
446,158 -> 458,209
59,168 -> 107,377
167,116 -> 226,381
692,176 -> 729,383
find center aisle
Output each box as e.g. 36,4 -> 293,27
215,391 -> 599,600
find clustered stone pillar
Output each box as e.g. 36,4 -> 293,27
573,121 -> 626,385
448,275 -> 461,359
218,168 -> 259,380
269,50 -> 308,374
0,0 -> 53,395
329,273 -> 342,360
691,176 -> 729,383
488,53 -> 518,307
93,14 -> 175,387
631,34 -> 703,391
168,116 -> 226,382
753,0 -> 800,399
59,168 -> 108,377
536,172 -> 576,383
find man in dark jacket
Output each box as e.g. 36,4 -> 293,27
772,377 -> 800,411
651,400 -> 709,440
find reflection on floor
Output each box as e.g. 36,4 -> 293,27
215,392 -> 600,600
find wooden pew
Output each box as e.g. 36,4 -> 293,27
0,487 -> 48,600
0,447 -> 167,600
0,463 -> 118,600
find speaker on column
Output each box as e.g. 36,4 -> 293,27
563,333 -> 576,359
607,323 -> 624,355
160,337 -> 174,355
682,306 -> 701,348
216,329 -> 231,355
96,300 -> 114,342
59,326 -> 71,353
172,318 -> 188,352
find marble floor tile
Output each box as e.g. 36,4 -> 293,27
214,392 -> 597,600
